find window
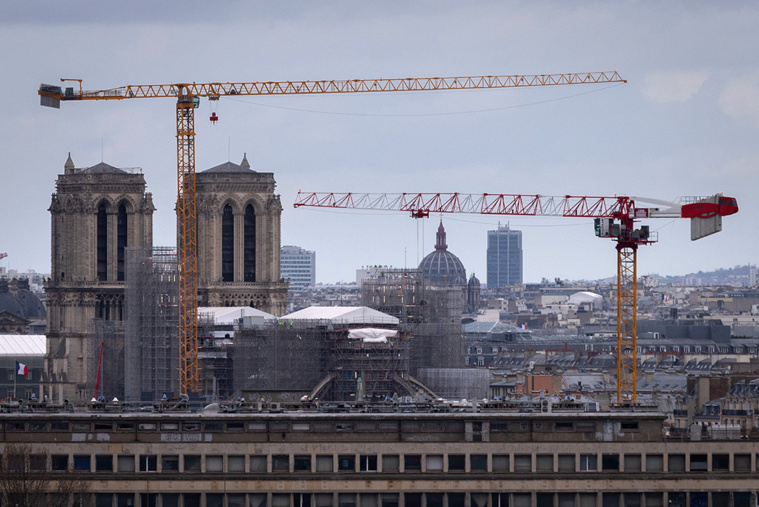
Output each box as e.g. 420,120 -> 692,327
117,455 -> 134,472
382,455 -> 399,472
360,455 -> 377,472
558,454 -> 575,472
712,453 -> 729,471
206,455 -> 223,472
273,455 -> 290,472
52,454 -> 69,471
689,454 -> 707,471
162,455 -> 179,472
207,494 -> 224,507
580,454 -> 597,471
204,422 -> 222,432
95,455 -> 113,472
448,454 -> 465,472
139,455 -> 157,472
514,454 -> 532,472
244,204 -> 256,282
222,204 -> 234,282
668,454 -> 685,472
536,454 -> 553,472
734,454 -> 751,471
624,454 -> 641,472
404,455 -> 421,472
602,454 -> 619,471
492,455 -> 509,472
646,454 -> 663,472
294,455 -> 312,472
644,493 -> 663,507
228,455 -> 245,472
316,455 -> 333,472
250,455 -> 267,472
73,455 -> 91,471
27,454 -> 46,471
338,455 -> 355,472
470,454 -> 487,472
426,455 -> 443,472
184,455 -> 201,472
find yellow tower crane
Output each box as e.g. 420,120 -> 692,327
39,70 -> 626,396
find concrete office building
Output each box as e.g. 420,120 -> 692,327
0,404 -> 757,506
487,223 -> 522,288
280,245 -> 316,292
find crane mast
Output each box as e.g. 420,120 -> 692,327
39,71 -> 626,397
294,191 -> 738,404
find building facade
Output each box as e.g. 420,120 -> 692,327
196,155 -> 288,315
486,223 -> 522,288
0,408 -> 757,506
280,245 -> 316,292
44,154 -> 154,404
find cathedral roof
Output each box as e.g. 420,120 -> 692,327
202,153 -> 256,173
80,162 -> 127,174
418,221 -> 467,286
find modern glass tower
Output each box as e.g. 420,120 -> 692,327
486,223 -> 522,287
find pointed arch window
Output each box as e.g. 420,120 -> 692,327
117,203 -> 127,281
244,204 -> 256,282
222,204 -> 234,282
97,202 -> 108,281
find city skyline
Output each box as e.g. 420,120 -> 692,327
1,3 -> 757,284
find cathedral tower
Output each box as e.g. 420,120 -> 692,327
44,154 -> 154,403
195,154 -> 288,315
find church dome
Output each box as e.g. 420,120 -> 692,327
418,221 -> 467,286
0,279 -> 46,320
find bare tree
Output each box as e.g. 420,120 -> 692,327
0,443 -> 91,507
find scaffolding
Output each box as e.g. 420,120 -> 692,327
417,368 -> 490,401
328,329 -> 410,402
362,268 -> 465,376
124,247 -> 180,402
87,319 -> 125,401
234,321 -> 328,394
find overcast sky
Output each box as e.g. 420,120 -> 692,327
2,2 -> 757,284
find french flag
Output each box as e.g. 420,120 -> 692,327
15,361 -> 28,378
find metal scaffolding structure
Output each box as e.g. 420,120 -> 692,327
87,319 -> 125,402
361,268 -> 465,375
417,368 -> 490,401
124,247 -> 180,402
328,329 -> 410,402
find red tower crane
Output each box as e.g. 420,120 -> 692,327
293,191 -> 739,404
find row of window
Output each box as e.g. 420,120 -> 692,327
2,419 -> 633,434
20,451 -> 759,474
86,491 -> 756,507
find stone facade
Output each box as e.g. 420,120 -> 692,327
196,154 -> 288,316
43,154 -> 154,403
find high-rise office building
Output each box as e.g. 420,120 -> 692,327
486,223 -> 522,288
280,245 -> 316,291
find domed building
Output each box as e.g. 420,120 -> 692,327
0,279 -> 46,334
418,220 -> 467,286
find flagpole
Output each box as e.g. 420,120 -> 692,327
14,362 -> 17,400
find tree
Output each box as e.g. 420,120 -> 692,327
0,443 -> 91,507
